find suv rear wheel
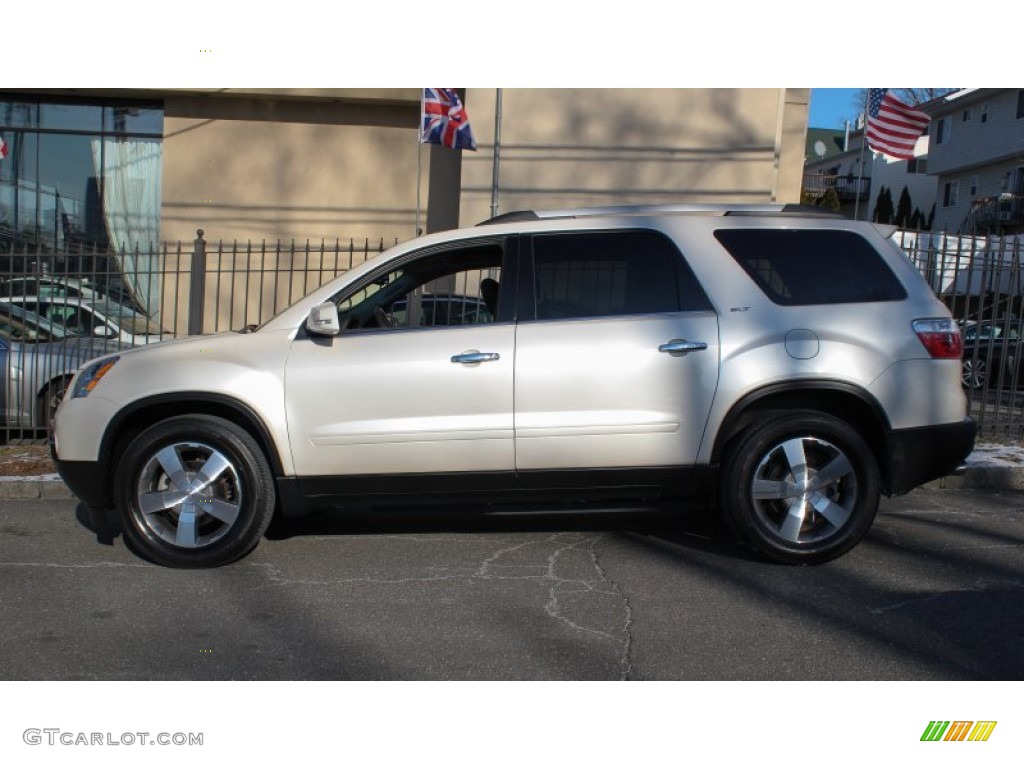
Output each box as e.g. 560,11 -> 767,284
719,411 -> 880,564
114,415 -> 276,568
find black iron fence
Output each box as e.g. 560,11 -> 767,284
802,173 -> 872,203
0,232 -> 393,443
4,228 -> 1024,445
895,230 -> 1024,439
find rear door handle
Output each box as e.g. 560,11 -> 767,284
659,339 -> 708,354
451,351 -> 500,364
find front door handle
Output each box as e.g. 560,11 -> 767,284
659,339 -> 708,354
451,351 -> 500,364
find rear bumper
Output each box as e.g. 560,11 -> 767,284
885,417 -> 976,495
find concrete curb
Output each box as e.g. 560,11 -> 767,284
923,465 -> 1024,491
0,478 -> 76,500
2,465 -> 1024,502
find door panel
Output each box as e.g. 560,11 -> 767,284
286,323 -> 515,477
514,312 -> 719,469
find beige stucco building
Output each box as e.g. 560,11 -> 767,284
1,88 -> 809,334
154,88 -> 810,244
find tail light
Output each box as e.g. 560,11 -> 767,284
913,318 -> 963,359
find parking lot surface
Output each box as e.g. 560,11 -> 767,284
1,488 -> 1022,680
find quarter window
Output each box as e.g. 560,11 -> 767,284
529,230 -> 709,321
714,229 -> 907,306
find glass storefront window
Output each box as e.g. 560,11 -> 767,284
39,103 -> 103,132
0,96 -> 162,253
0,102 -> 38,129
105,106 -> 163,135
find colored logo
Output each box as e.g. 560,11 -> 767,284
921,721 -> 997,742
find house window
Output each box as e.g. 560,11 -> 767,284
969,175 -> 979,196
981,101 -> 989,123
943,180 -> 960,208
907,158 -> 929,174
936,117 -> 951,145
1017,90 -> 1024,119
962,108 -> 972,122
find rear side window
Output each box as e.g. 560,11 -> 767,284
530,230 -> 710,321
714,229 -> 907,305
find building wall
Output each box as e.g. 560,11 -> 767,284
460,88 -> 809,224
870,136 -> 936,223
928,89 -> 1024,175
5,88 -> 812,246
933,159 -> 1024,233
160,90 -> 425,245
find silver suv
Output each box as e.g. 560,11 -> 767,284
52,204 -> 975,568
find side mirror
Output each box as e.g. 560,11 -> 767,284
307,301 -> 341,336
94,325 -> 117,338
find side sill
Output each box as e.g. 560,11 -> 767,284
275,466 -> 719,517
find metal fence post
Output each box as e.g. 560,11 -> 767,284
188,229 -> 206,336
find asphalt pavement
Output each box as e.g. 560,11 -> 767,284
1,488 -> 1022,680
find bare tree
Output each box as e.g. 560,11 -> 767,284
891,88 -> 958,106
851,88 -> 958,116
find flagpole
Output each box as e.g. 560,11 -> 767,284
415,90 -> 424,237
415,141 -> 423,237
490,88 -> 503,220
853,92 -> 869,221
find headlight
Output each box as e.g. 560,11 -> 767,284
73,356 -> 120,398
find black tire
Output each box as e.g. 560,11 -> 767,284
719,411 -> 881,565
114,415 -> 276,568
38,376 -> 72,430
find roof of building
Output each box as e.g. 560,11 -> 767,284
805,128 -> 848,162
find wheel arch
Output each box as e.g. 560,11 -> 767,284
99,392 -> 287,480
711,381 -> 892,489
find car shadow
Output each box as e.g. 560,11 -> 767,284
73,499 -> 764,564
264,500 -> 763,562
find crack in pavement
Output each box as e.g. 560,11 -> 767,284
251,531 -> 636,678
870,577 -> 1024,615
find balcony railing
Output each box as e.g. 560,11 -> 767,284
802,173 -> 872,203
972,195 -> 1024,229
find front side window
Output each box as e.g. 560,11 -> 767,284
714,229 -> 907,306
335,242 -> 504,331
528,230 -> 709,321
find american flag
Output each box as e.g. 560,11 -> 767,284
0,136 -> 7,160
420,89 -> 477,151
865,89 -> 930,160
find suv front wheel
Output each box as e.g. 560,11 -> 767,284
114,415 -> 276,568
719,411 -> 881,564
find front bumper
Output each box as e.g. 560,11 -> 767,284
885,417 -> 976,495
52,436 -> 112,508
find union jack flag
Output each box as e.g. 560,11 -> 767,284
420,88 -> 477,151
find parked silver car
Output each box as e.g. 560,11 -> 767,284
0,303 -> 127,428
7,296 -> 168,346
52,204 -> 974,568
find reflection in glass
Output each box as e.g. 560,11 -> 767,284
39,103 -> 103,132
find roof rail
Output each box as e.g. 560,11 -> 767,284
477,203 -> 845,225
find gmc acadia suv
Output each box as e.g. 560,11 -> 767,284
52,204 -> 975,568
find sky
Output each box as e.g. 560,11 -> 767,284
808,89 -> 864,130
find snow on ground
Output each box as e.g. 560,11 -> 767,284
965,442 -> 1024,467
